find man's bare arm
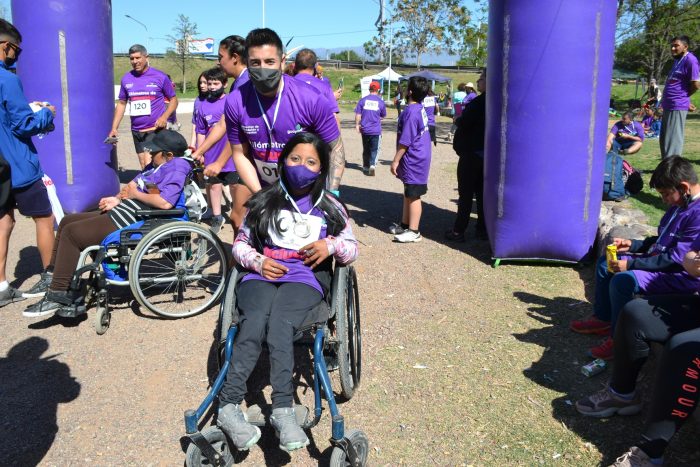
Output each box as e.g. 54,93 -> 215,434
328,136 -> 346,192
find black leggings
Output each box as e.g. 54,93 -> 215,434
453,153 -> 484,234
610,295 -> 700,458
218,280 -> 322,409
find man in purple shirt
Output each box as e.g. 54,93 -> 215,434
606,112 -> 645,155
355,81 -> 386,175
108,44 -> 178,169
660,35 -> 700,158
389,76 -> 432,243
293,48 -> 340,125
205,29 -> 344,196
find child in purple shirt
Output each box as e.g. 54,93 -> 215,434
216,133 -> 358,452
389,77 -> 432,243
354,81 -> 387,175
190,72 -> 208,147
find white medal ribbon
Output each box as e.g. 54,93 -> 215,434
266,181 -> 325,250
254,76 -> 285,142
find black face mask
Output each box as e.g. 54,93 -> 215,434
207,88 -> 224,101
248,66 -> 282,95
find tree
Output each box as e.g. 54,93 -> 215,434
330,50 -> 363,62
166,14 -> 199,93
457,1 -> 487,67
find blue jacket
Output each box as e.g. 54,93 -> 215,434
0,61 -> 53,188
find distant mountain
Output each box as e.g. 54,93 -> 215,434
311,45 -> 461,67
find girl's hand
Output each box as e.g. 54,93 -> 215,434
609,259 -> 628,273
390,160 -> 399,177
261,258 -> 288,280
300,239 -> 330,269
612,237 -> 632,253
98,196 -> 120,212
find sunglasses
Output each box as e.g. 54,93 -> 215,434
2,41 -> 22,58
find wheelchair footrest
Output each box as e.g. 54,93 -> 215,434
245,404 -> 309,427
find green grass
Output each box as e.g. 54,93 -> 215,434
610,82 -> 700,110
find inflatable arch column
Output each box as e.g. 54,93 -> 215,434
12,0 -> 120,213
484,0 -> 617,263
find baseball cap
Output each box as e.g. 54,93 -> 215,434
369,81 -> 380,91
144,130 -> 188,156
466,82 -> 474,88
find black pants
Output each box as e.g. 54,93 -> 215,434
453,152 -> 485,234
610,295 -> 700,457
219,280 -> 322,409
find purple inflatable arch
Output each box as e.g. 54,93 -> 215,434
484,0 -> 617,263
12,0 -> 120,213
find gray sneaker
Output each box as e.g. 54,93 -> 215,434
22,271 -> 53,298
388,222 -> 407,235
23,298 -> 62,317
576,385 -> 642,418
609,446 -> 657,467
0,286 -> 26,307
210,216 -> 225,234
270,407 -> 309,452
216,403 -> 261,451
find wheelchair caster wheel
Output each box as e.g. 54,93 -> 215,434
94,305 -> 110,335
185,426 -> 234,467
329,429 -> 369,467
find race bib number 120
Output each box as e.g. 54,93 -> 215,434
130,99 -> 152,116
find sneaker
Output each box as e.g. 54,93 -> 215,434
576,385 -> 641,418
270,407 -> 309,452
589,337 -> 615,360
22,271 -> 53,298
394,230 -> 422,243
609,446 -> 657,467
388,222 -> 407,235
216,403 -> 261,451
23,298 -> 62,317
362,167 -> 369,175
570,315 -> 611,335
0,286 -> 26,307
444,230 -> 465,242
210,216 -> 225,234
368,166 -> 376,176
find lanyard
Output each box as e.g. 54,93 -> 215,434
668,54 -> 687,80
254,76 -> 285,140
624,124 -> 636,135
279,179 -> 323,216
656,207 -> 680,242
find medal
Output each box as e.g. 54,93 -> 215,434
293,219 -> 311,238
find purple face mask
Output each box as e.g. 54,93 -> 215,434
284,163 -> 321,190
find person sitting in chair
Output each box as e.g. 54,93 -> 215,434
606,112 -> 645,155
215,132 -> 358,452
23,130 -> 193,318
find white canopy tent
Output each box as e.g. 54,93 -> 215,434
360,67 -> 402,98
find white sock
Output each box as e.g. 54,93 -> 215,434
0,280 -> 8,292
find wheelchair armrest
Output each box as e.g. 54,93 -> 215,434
135,208 -> 186,218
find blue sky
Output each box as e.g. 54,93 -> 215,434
2,0 -> 481,64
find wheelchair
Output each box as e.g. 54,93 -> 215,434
64,169 -> 229,335
182,261 -> 366,466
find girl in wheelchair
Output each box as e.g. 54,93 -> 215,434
23,130 -> 193,318
216,132 -> 358,452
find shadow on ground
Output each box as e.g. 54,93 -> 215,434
0,337 -> 81,465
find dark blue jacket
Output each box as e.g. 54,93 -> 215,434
0,61 -> 53,188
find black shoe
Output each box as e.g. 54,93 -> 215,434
444,230 -> 465,242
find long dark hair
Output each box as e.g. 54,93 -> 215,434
244,132 -> 348,250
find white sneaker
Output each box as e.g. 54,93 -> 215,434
394,230 -> 421,243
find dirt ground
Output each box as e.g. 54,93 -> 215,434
1,109 -> 699,466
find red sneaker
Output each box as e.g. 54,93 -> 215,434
589,337 -> 614,360
570,315 -> 611,335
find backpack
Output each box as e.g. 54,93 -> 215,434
603,151 -> 642,201
622,159 -> 643,195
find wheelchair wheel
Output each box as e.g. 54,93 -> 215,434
129,221 -> 227,318
333,266 -> 362,400
329,429 -> 369,467
94,304 -> 110,335
217,267 -> 243,368
185,426 -> 234,467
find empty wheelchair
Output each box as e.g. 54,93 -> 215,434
182,261 -> 366,466
65,170 -> 228,334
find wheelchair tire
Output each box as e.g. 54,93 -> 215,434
329,429 -> 369,467
185,426 -> 234,467
333,265 -> 361,400
94,304 -> 110,335
129,221 -> 227,318
217,266 -> 243,368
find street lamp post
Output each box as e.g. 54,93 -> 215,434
125,14 -> 149,51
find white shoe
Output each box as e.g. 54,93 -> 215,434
394,230 -> 422,243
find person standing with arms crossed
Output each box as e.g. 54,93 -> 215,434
107,44 -> 178,169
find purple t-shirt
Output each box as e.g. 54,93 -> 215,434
642,115 -> 654,129
397,103 -> 432,185
132,157 -> 191,206
224,76 -> 340,186
242,192 -> 328,295
294,73 -> 339,113
195,95 -> 235,171
118,67 -> 176,131
662,52 -> 700,111
610,121 -> 645,142
463,92 -> 477,105
192,97 -> 205,127
230,68 -> 250,92
354,94 -> 386,135
166,80 -> 177,123
422,95 -> 437,126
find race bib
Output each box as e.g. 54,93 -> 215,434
423,96 -> 435,107
364,100 -> 380,111
268,210 -> 324,251
254,158 -> 280,184
130,99 -> 152,116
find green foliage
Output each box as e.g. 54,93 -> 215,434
165,14 -> 199,94
458,2 -> 488,67
329,50 -> 363,62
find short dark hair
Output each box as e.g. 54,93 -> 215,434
622,111 -> 634,120
245,28 -> 283,59
0,19 -> 21,43
128,44 -> 148,55
671,35 -> 691,47
294,48 -> 317,71
407,76 -> 430,102
650,155 -> 698,190
204,67 -> 228,85
219,35 -> 245,59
